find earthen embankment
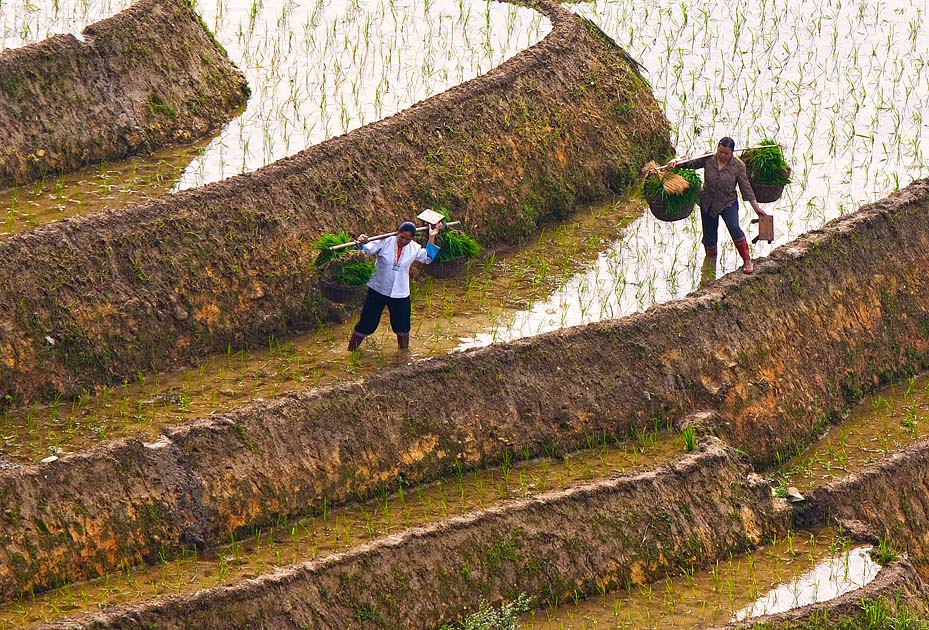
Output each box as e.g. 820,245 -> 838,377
0,0 -> 248,186
713,557 -> 929,629
2,179 -> 929,601
35,439 -> 783,628
0,1 -> 671,402
797,436 -> 929,572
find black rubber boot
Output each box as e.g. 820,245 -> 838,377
348,331 -> 366,351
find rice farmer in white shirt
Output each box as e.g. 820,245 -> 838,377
347,220 -> 441,351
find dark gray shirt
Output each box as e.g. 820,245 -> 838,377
678,154 -> 756,215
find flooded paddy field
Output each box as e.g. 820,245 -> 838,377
778,372 -> 929,493
0,0 -> 548,235
0,198 -> 641,463
2,0 -> 929,624
6,439 -> 783,628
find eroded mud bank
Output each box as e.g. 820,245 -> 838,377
2,180 -> 929,601
35,439 -> 783,628
0,0 -> 671,402
796,436 -> 929,573
0,0 -> 248,187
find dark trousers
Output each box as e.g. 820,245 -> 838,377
701,201 -> 745,247
354,288 -> 412,335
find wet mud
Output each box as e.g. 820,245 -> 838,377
0,432 -> 680,625
32,439 -> 784,629
715,558 -> 929,629
526,529 -> 881,629
0,0 -> 671,402
796,436 -> 929,576
1,178 -> 929,602
0,0 -> 248,187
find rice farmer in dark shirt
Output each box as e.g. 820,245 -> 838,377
347,221 -> 441,352
667,137 -> 767,274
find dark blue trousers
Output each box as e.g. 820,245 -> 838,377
701,201 -> 745,247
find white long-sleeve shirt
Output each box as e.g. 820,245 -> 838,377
362,236 -> 439,298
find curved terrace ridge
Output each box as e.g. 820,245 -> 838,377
0,177 -> 927,602
0,0 -> 672,403
0,0 -> 248,187
34,439 -> 784,627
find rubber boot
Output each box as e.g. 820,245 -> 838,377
704,244 -> 718,260
397,333 -> 410,350
348,331 -> 366,351
734,237 -> 753,274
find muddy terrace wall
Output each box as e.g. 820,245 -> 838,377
1,181 -> 929,600
0,0 -> 248,187
35,440 -> 783,628
797,436 -> 929,575
0,1 -> 671,403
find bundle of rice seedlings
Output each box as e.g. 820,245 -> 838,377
312,230 -> 352,268
312,231 -> 374,286
642,160 -> 691,195
433,207 -> 481,263
642,167 -> 702,217
741,139 -> 792,185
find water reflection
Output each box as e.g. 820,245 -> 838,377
525,532 -> 880,629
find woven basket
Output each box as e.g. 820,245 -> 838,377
423,256 -> 469,279
748,165 -> 790,203
318,279 -> 366,304
644,192 -> 695,222
750,181 -> 787,203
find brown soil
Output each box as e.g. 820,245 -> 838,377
34,439 -> 784,629
797,435 -> 929,576
1,177 -> 928,602
0,0 -> 672,403
0,0 -> 248,188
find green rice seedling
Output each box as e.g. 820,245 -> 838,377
642,168 -> 702,218
741,140 -> 792,185
680,426 -> 696,452
873,538 -> 899,565
313,231 -> 374,286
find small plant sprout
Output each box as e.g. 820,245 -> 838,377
680,426 -> 696,452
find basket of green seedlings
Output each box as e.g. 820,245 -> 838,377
312,231 -> 374,303
641,164 -> 702,222
424,226 -> 481,279
741,139 -> 792,203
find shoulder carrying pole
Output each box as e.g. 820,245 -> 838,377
329,221 -> 461,251
652,144 -> 777,171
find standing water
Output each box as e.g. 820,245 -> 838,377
0,0 -> 549,234
460,0 -> 929,346
778,372 -> 929,492
523,530 -> 881,629
0,428 -> 682,626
